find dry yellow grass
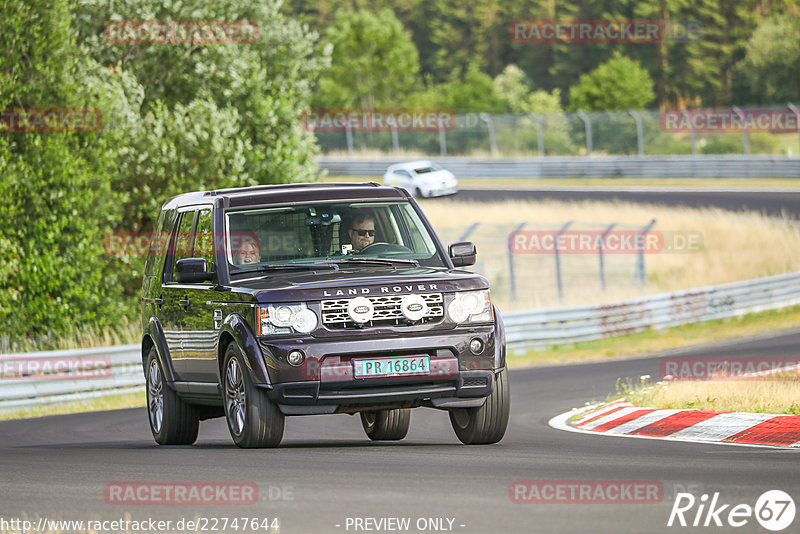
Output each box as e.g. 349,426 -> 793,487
627,379 -> 800,415
418,199 -> 800,310
8,322 -> 140,352
0,390 -> 146,421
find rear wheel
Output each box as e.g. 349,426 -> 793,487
145,347 -> 199,445
360,409 -> 411,441
223,343 -> 284,448
449,368 -> 510,445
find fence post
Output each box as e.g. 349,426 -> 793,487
345,121 -> 354,154
479,113 -> 498,156
390,123 -> 400,154
599,222 -> 617,291
732,106 -> 749,155
528,113 -> 544,156
788,103 -> 800,157
577,111 -> 593,155
438,116 -> 447,157
555,221 -> 573,301
635,219 -> 657,289
628,110 -> 644,156
508,222 -> 526,301
681,110 -> 696,156
459,222 -> 480,242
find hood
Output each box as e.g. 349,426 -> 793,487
228,266 -> 487,303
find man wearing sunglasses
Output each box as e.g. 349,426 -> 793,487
347,212 -> 376,252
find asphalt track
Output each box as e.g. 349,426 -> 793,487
2,188 -> 800,534
450,186 -> 800,218
2,331 -> 800,534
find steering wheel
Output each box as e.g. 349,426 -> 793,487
357,242 -> 412,254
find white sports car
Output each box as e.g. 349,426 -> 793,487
382,160 -> 458,198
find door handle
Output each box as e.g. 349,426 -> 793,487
179,298 -> 191,308
154,296 -> 165,306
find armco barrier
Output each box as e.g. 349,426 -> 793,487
317,155 -> 800,179
504,271 -> 800,348
2,272 -> 799,411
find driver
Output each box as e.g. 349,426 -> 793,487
346,213 -> 375,252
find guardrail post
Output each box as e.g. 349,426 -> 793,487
732,106 -> 749,155
528,113 -> 544,156
438,116 -> 447,157
459,222 -> 480,242
577,111 -> 593,155
789,103 -> 800,157
390,123 -> 400,154
628,110 -> 644,156
599,222 -> 617,291
345,121 -> 354,154
479,113 -> 498,157
680,110 -> 696,156
555,221 -> 573,301
635,219 -> 657,289
508,222 -> 526,301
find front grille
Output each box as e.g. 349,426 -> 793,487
321,293 -> 444,329
462,377 -> 488,388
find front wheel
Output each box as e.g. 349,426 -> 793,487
360,409 -> 411,441
449,368 -> 510,444
145,347 -> 199,445
223,343 -> 285,448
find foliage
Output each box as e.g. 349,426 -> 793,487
569,52 -> 655,111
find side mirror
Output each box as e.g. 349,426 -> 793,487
175,258 -> 213,283
449,241 -> 476,267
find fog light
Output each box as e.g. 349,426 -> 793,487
287,350 -> 305,366
469,338 -> 483,354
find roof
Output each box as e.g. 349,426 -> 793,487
388,160 -> 434,170
161,182 -> 409,210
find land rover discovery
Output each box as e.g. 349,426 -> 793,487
140,183 -> 509,448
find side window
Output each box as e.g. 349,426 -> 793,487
169,210 -> 197,281
195,208 -> 215,272
395,169 -> 411,177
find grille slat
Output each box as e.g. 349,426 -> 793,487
321,293 -> 444,329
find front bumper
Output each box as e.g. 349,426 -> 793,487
258,327 -> 497,414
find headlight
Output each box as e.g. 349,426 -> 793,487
257,303 -> 318,335
447,290 -> 493,324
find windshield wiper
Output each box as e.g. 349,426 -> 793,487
336,257 -> 420,267
231,263 -> 339,275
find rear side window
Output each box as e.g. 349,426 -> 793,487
144,208 -> 176,277
165,210 -> 197,282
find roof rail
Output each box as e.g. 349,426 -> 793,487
203,181 -> 382,196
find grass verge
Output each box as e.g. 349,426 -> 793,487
508,304 -> 800,367
624,379 -> 800,416
0,390 -> 146,421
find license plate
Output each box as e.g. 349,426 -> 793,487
353,356 -> 430,379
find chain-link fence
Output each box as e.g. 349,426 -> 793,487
310,107 -> 800,157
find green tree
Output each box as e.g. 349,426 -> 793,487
0,0 -> 133,342
493,64 -> 564,113
569,52 -> 655,111
735,14 -> 800,104
313,9 -> 420,109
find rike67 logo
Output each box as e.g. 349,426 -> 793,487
668,490 -> 795,531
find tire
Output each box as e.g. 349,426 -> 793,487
449,368 -> 510,445
222,343 -> 284,448
360,408 -> 411,441
145,347 -> 199,445
414,187 -> 424,198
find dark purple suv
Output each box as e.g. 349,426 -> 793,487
140,183 -> 509,448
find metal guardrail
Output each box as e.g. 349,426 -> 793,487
2,272 -> 799,411
317,156 -> 800,179
504,271 -> 800,349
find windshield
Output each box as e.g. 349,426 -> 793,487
224,201 -> 445,272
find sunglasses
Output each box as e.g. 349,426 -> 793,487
352,229 -> 375,237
